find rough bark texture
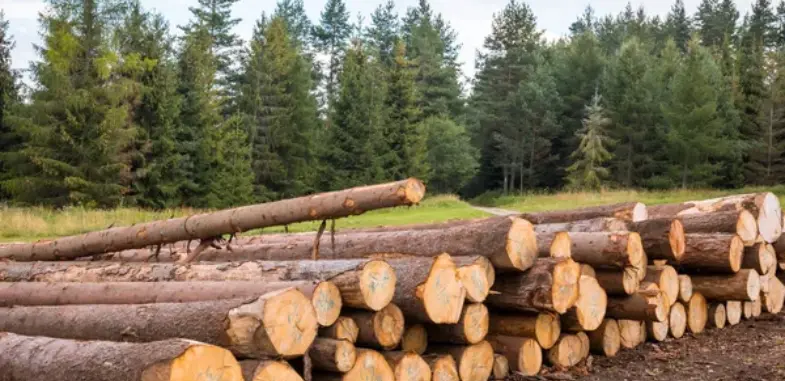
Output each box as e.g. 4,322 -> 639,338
546,334 -> 584,367
691,270 -> 761,301
486,258 -> 580,314
707,303 -> 726,329
422,354 -> 459,381
429,342 -> 494,381
533,218 -> 631,235
686,293 -> 708,334
521,202 -> 648,224
0,179 -> 426,261
631,218 -> 685,261
595,268 -> 639,296
567,232 -> 645,271
742,243 -> 777,276
587,319 -> 621,357
678,275 -> 693,303
618,320 -> 645,349
0,333 -> 244,381
606,283 -> 667,322
240,360 -> 303,381
492,354 -> 510,380
381,351 -> 430,381
536,231 -> 572,259
486,335 -> 542,376
319,317 -> 359,344
679,210 -> 758,246
674,234 -> 744,273
307,338 -> 355,373
488,312 -> 560,350
387,254 -> 466,323
0,289 -> 317,359
344,304 -> 405,350
668,302 -> 687,339
561,275 -> 607,332
401,324 -> 427,354
425,303 -> 489,345
644,265 -> 679,307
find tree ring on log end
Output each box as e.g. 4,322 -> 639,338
422,254 -> 466,323
246,361 -> 303,381
518,338 -> 543,376
346,349 -> 395,381
402,178 -> 427,204
601,319 -> 621,357
573,275 -> 607,331
506,218 -> 538,271
360,260 -> 396,311
401,324 -> 427,354
313,282 -> 342,326
632,202 -> 648,222
687,293 -> 707,334
669,219 -> 686,260
550,232 -> 572,259
728,235 -> 744,273
334,340 -> 357,373
551,259 -> 581,314
259,289 -> 318,357
627,232 -> 647,281
669,302 -> 687,338
165,344 -> 244,381
462,303 -> 489,344
458,263 -> 491,303
458,341 -> 494,381
738,210 -> 758,245
746,270 -> 761,301
374,304 -> 405,349
758,192 -> 783,243
536,313 -> 561,350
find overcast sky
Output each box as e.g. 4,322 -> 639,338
3,0 -> 757,80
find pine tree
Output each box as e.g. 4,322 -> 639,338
274,0 -> 311,47
566,94 -> 613,190
695,0 -> 739,47
180,0 -> 241,82
312,0 -> 352,113
666,0 -> 692,52
238,16 -> 319,200
422,116 -> 479,193
366,0 -> 399,66
739,16 -> 770,184
750,0 -> 777,48
0,11 -> 20,200
202,115 -> 254,208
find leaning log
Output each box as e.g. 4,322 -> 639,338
486,258 -> 580,314
521,202 -> 648,224
742,243 -> 777,276
344,304 -> 405,350
587,319 -> 621,357
425,303 -> 489,345
674,234 -> 744,273
631,218 -> 686,261
240,360 -> 303,381
486,336 -> 542,376
690,270 -> 761,301
487,312 -> 561,350
387,254 -> 466,323
429,342 -> 494,381
0,288 -> 316,359
678,210 -> 758,246
561,275 -> 607,331
0,179 -> 425,261
0,333 -> 244,381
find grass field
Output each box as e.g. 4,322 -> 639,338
2,186 -> 784,243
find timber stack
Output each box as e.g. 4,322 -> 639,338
0,183 -> 783,380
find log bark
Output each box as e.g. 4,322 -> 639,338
317,349 -> 394,381
742,243 -> 777,276
668,302 -> 687,339
686,293 -> 708,334
707,303 -> 726,329
0,288 -> 316,359
429,342 -> 494,381
453,256 -> 494,303
492,354 -> 510,380
0,280 -> 342,327
387,254 -> 466,323
533,218 -> 631,235
422,354 -> 459,381
691,270 -> 761,301
319,317 -> 359,344
308,338 -> 356,373
618,320 -> 645,349
0,333 -> 244,381
488,312 -> 561,350
679,210 -> 758,246
674,234 -> 744,273
561,275 -> 607,332
0,179 -> 425,261
381,352 -> 430,381
595,268 -> 639,296
486,258 -> 580,314
632,218 -> 686,261
764,275 -> 785,313
644,265 -> 679,306
546,334 -> 584,367
521,202 -> 648,224
486,336 -> 542,376
536,231 -> 572,259
725,301 -> 742,326
425,303 -> 489,345
240,360 -> 303,381
606,283 -> 667,322
647,193 -> 781,243
646,318 -> 669,342
401,324 -> 427,354
587,319 -> 621,357
567,232 -> 645,274
344,304 -> 405,350
678,275 -> 693,303
0,259 -> 396,311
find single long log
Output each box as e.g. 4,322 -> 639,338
429,342 -> 494,381
533,218 -> 631,235
546,334 -> 584,367
487,312 -> 561,350
486,258 -> 580,314
344,304 -> 405,350
595,268 -> 639,296
0,333 -> 243,381
644,265 -> 679,306
486,336 -> 542,376
587,319 -> 621,357
0,179 -> 425,261
632,218 -> 686,261
742,243 -> 777,276
402,324 -> 428,354
561,275 -> 607,331
307,338 -> 356,373
679,210 -> 758,246
240,360 -> 303,381
0,259 -> 396,311
387,254 -> 466,323
764,276 -> 785,313
725,301 -> 742,326
606,283 -> 667,322
319,317 -> 359,343
674,234 -> 744,273
425,303 -> 489,345
568,232 -> 645,273
536,231 -> 572,259
521,202 -> 648,224
0,280 -> 342,327
453,256 -> 494,303
0,288 -> 317,359
686,293 -> 708,334
707,303 -> 726,329
422,354 -> 459,381
492,354 -> 510,380
668,302 -> 687,339
678,275 -> 693,303
647,193 -> 781,243
691,270 -> 761,301
382,352 -> 431,381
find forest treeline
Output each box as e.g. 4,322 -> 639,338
0,0 -> 784,208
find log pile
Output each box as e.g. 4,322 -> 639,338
0,183 -> 782,380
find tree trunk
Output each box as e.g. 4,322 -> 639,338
690,270 -> 760,301
314,349 -> 394,381
668,302 -> 686,339
492,354 -> 510,380
647,193 -> 781,243
643,265 -> 679,306
486,258 -> 581,314
453,256 -> 494,303
401,324 -> 427,354
381,352 -> 430,381
678,210 -> 758,246
546,334 -> 583,367
674,234 -> 744,273
319,316 -> 359,344
521,202 -> 648,224
486,335 -> 542,376
595,268 -> 640,296
707,303 -> 726,329
742,243 -> 777,276
725,301 -> 742,326
536,231 -> 572,259
567,232 -> 646,278
587,319 -> 620,357
0,288 -> 316,359
606,283 -> 667,322
0,280 -> 341,327
533,218 -> 631,235
0,259 -> 395,312
678,275 -> 693,303
240,360 -> 303,381
425,303 -> 489,345
428,342 -> 494,381
686,293 -> 708,334
487,312 -> 560,350
387,254 -> 466,323
307,338 -> 356,373
0,179 -> 426,261
618,320 -> 645,349
631,218 -> 686,261
561,275 -> 607,332
422,354 -> 459,381
0,333 -> 244,381
344,304 -> 405,350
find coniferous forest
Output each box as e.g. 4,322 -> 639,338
0,0 -> 784,209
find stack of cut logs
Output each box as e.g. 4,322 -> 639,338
0,180 -> 783,381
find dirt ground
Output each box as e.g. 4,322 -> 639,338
511,313 -> 785,381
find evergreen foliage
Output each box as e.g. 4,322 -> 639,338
313,0 -> 352,113
566,94 -> 613,190
0,11 -> 20,200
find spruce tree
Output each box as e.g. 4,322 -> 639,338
181,0 -> 241,82
312,0 -> 352,112
566,94 -> 613,190
666,0 -> 692,52
366,0 -> 399,66
423,116 -> 479,193
202,115 -> 254,208
0,11 -> 20,200
739,17 -> 770,184
274,0 -> 311,47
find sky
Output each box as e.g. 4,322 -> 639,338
2,0 -> 757,81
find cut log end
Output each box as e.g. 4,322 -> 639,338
463,303 -> 490,344
516,338 -> 543,376
248,288 -> 319,358
587,319 -> 621,357
156,343 -> 244,381
547,334 -> 583,368
550,232 -> 572,259
383,352 -> 431,381
576,331 -> 590,360
535,313 -> 561,350
308,338 -> 357,373
422,254 -> 467,323
402,178 -> 427,204
646,319 -> 669,342
506,217 -> 538,271
678,275 -> 693,303
567,275 -> 607,331
552,258 -> 582,314
730,235 -> 745,272
670,219 -> 687,260
580,264 -> 596,278
758,192 -> 783,243
319,316 -> 359,343
436,342 -> 494,381
726,301 -> 742,326
595,268 -> 640,296
707,303 -> 727,329
313,282 -> 342,326
373,304 -> 406,349
241,360 -> 303,381
738,209 -> 759,245
458,262 -> 492,303
424,354 -> 459,381
359,260 -> 397,311
402,324 -> 428,354
668,302 -> 687,339
618,320 -> 644,349
492,354 -> 510,380
633,202 -> 648,222
763,276 -> 785,314
743,300 -> 753,319
344,349 -> 395,381
686,293 -> 708,334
